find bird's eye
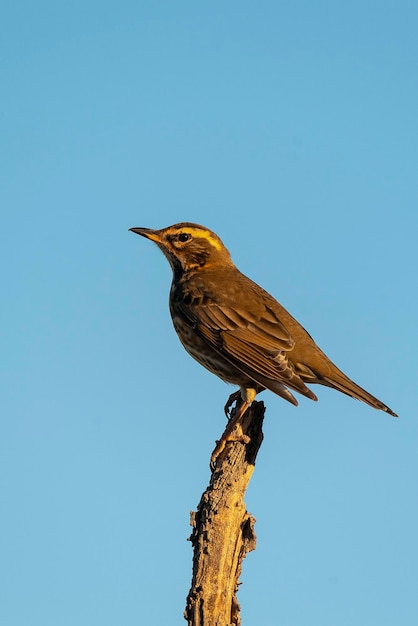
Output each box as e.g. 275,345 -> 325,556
178,233 -> 191,243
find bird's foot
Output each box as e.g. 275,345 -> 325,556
211,398 -> 252,470
224,390 -> 241,420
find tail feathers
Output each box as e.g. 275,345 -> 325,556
252,361 -> 397,417
321,373 -> 398,418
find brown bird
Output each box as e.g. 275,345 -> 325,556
130,222 -> 397,466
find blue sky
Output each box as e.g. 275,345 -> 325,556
1,2 -> 417,625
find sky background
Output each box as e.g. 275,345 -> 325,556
1,2 -> 417,625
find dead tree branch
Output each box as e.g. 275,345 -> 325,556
185,400 -> 265,626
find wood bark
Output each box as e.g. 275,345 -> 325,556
185,400 -> 265,626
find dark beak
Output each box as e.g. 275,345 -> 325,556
129,227 -> 161,243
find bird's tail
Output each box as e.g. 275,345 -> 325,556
319,368 -> 398,417
294,353 -> 398,417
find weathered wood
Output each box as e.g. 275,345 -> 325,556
185,401 -> 265,626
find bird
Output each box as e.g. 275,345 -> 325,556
130,222 -> 397,467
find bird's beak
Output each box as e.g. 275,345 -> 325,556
129,227 -> 162,243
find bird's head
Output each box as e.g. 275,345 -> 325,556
129,222 -> 233,275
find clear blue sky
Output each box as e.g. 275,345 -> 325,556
1,2 -> 417,625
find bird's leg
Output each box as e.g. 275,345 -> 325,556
211,388 -> 257,470
224,390 -> 242,419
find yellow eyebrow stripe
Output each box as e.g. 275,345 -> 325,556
177,228 -> 222,250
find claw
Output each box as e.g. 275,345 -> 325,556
224,390 -> 241,419
211,391 -> 255,470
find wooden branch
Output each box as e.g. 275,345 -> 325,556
185,400 -> 265,626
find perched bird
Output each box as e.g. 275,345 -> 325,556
130,222 -> 397,466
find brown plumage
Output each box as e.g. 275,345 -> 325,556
130,222 -> 397,465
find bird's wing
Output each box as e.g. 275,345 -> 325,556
190,302 -> 295,348
177,300 -> 317,401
